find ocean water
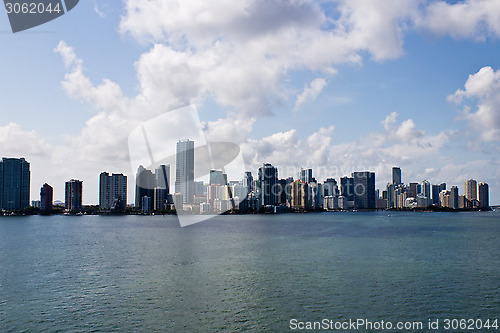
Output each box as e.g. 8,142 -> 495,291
0,211 -> 499,332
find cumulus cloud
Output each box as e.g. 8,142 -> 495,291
51,1 -> 500,203
0,123 -> 51,157
449,66 -> 500,141
239,112 -> 455,192
294,78 -> 327,112
421,0 -> 500,40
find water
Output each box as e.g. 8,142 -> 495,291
0,211 -> 499,332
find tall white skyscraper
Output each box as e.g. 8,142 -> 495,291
175,139 -> 195,204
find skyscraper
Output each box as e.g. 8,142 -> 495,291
323,178 -> 338,197
100,172 -> 127,211
464,179 -> 477,201
478,182 -> 489,208
243,171 -> 254,193
154,164 -> 170,210
450,186 -> 459,210
209,170 -> 227,186
421,180 -> 431,199
352,171 -> 376,209
40,183 -> 53,211
290,180 -> 309,210
340,176 -> 354,202
392,167 -> 402,185
65,179 -> 82,212
0,157 -> 30,210
258,163 -> 279,206
409,182 -> 418,198
299,168 -> 313,183
175,139 -> 195,204
135,166 -> 154,209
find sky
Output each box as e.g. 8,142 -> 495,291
1,0 -> 500,205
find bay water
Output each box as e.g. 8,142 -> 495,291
0,211 -> 499,332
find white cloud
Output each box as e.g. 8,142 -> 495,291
421,0 -> 500,40
294,78 -> 327,112
449,66 -> 500,141
382,112 -> 398,130
240,113 -> 453,192
50,1 -> 500,204
0,123 -> 51,157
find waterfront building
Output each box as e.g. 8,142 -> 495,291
299,168 -> 313,183
100,172 -> 127,211
135,166 -> 154,210
209,170 -> 227,186
464,179 -> 477,202
323,178 -> 338,197
352,171 -> 376,209
0,157 -> 30,210
173,192 -> 184,212
290,180 -> 309,210
450,186 -> 459,209
40,183 -> 53,211
440,190 -> 450,208
478,182 -> 489,208
392,167 -> 402,185
420,180 -> 431,199
408,182 -> 418,199
340,177 -> 355,202
175,139 -> 195,204
65,179 -> 82,212
258,163 -> 279,206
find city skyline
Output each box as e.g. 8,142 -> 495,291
1,1 -> 500,205
2,153 -> 492,211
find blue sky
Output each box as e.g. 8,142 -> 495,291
0,0 -> 499,204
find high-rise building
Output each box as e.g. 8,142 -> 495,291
464,179 -> 477,202
478,182 -> 489,208
243,172 -> 254,193
450,186 -> 459,210
323,178 -> 338,197
258,163 -> 279,206
290,180 -> 309,210
409,182 -> 418,199
352,171 -> 376,209
432,183 -> 446,206
278,177 -> 293,205
386,183 -> 396,208
310,181 -> 323,209
392,167 -> 402,185
65,179 -> 83,212
421,180 -> 431,199
299,168 -> 313,183
100,172 -> 127,211
209,170 -> 227,186
40,183 -> 53,211
175,139 -> 195,204
135,166 -> 154,209
154,165 -> 170,210
0,157 -> 30,210
340,177 -> 354,202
